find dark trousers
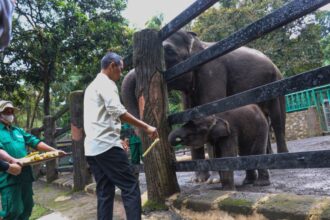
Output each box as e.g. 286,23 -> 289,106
86,147 -> 141,220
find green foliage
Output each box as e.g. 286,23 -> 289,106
0,0 -> 133,128
321,35 -> 330,65
168,90 -> 183,114
142,199 -> 168,212
194,0 -> 324,77
145,13 -> 164,30
318,11 -> 330,66
30,204 -> 51,220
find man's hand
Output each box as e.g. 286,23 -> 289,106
9,158 -> 23,167
145,125 -> 158,140
7,163 -> 21,176
121,139 -> 129,152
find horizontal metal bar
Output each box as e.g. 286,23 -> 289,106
54,125 -> 70,138
53,105 -> 69,121
56,140 -> 72,144
159,0 -> 219,40
175,150 -> 330,171
164,0 -> 330,81
168,65 -> 330,124
57,166 -> 73,173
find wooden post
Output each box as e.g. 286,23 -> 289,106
70,90 -> 92,191
133,29 -> 180,204
43,116 -> 58,182
31,127 -> 43,179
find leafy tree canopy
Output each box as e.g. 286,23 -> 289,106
194,0 -> 325,77
0,0 -> 132,127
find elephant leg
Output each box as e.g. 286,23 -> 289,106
243,170 -> 257,185
267,117 -> 274,154
219,171 -> 235,190
191,147 -> 210,182
250,132 -> 270,186
269,97 -> 288,153
254,169 -> 270,186
206,144 -> 220,184
219,142 -> 236,190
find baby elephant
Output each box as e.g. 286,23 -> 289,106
168,104 -> 270,190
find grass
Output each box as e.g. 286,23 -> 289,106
30,204 -> 51,220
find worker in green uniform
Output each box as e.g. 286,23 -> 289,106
0,100 -> 66,220
121,123 -> 143,177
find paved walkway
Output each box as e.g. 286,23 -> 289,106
37,212 -> 69,220
33,180 -> 126,220
33,135 -> 330,219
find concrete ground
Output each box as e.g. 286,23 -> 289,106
33,181 -> 126,220
32,135 -> 330,219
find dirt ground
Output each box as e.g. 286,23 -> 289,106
139,135 -> 330,196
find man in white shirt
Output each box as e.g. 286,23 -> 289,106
84,52 -> 158,220
0,0 -> 16,51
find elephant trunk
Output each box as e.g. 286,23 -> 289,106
121,69 -> 140,119
168,129 -> 184,146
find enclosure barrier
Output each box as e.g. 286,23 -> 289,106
286,84 -> 330,113
34,0 -> 330,195
158,0 -> 330,177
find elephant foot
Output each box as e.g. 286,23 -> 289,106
206,171 -> 220,184
192,171 -> 210,183
278,148 -> 289,153
222,184 -> 236,191
242,178 -> 255,185
253,179 -> 271,186
243,170 -> 257,185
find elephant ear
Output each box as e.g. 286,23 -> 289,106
187,31 -> 197,37
186,31 -> 204,54
209,118 -> 231,140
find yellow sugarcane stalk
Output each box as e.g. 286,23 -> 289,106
142,138 -> 160,157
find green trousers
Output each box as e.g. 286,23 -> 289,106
130,142 -> 142,165
0,182 -> 34,220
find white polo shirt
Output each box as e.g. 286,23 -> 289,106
84,73 -> 127,156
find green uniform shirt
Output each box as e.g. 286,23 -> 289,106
0,122 -> 41,188
121,123 -> 141,144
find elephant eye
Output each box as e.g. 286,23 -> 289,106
165,47 -> 177,56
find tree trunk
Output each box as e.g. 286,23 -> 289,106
25,96 -> 31,129
30,90 -> 42,129
133,29 -> 180,205
43,71 -> 50,115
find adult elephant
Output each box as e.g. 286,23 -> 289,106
121,30 -> 288,182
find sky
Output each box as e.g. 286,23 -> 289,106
122,0 -> 197,29
122,1 -> 330,30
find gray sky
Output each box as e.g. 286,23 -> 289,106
122,0 -> 196,29
122,1 -> 330,30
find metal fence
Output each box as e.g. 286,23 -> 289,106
286,84 -> 330,113
141,0 -> 330,172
